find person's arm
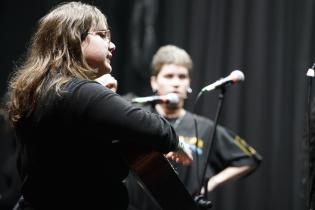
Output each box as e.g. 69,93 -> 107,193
202,124 -> 262,193
95,75 -> 192,165
66,80 -> 192,164
203,165 -> 253,192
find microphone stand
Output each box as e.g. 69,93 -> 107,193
194,87 -> 226,209
306,65 -> 315,210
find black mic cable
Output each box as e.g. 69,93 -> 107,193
306,63 -> 315,210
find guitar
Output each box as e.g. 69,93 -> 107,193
122,144 -> 201,210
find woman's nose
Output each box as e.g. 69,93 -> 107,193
109,42 -> 116,53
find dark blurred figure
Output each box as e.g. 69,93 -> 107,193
308,98 -> 315,209
0,92 -> 21,210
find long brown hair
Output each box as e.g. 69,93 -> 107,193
7,1 -> 108,126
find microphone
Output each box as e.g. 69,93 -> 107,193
306,63 -> 315,77
201,70 -> 245,92
131,93 -> 180,105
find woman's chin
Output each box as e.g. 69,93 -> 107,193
98,66 -> 112,76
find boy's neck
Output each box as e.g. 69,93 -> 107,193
155,104 -> 186,119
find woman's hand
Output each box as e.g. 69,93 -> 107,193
95,74 -> 118,92
165,141 -> 193,166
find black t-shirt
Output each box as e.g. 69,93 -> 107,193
15,79 -> 178,209
168,111 -> 261,195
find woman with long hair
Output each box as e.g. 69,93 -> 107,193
7,2 -> 191,209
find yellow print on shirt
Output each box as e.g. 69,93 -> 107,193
179,136 -> 204,155
234,135 -> 257,156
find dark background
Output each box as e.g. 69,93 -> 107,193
1,0 -> 315,210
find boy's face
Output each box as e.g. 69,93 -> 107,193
151,64 -> 191,102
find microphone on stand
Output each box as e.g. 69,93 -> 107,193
306,63 -> 315,77
201,70 -> 245,92
131,93 -> 180,105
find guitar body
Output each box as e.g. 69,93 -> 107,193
122,145 -> 201,210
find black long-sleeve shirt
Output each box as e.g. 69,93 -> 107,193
15,79 -> 178,209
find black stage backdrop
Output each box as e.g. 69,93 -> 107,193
1,0 -> 315,210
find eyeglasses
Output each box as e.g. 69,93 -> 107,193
87,29 -> 111,42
